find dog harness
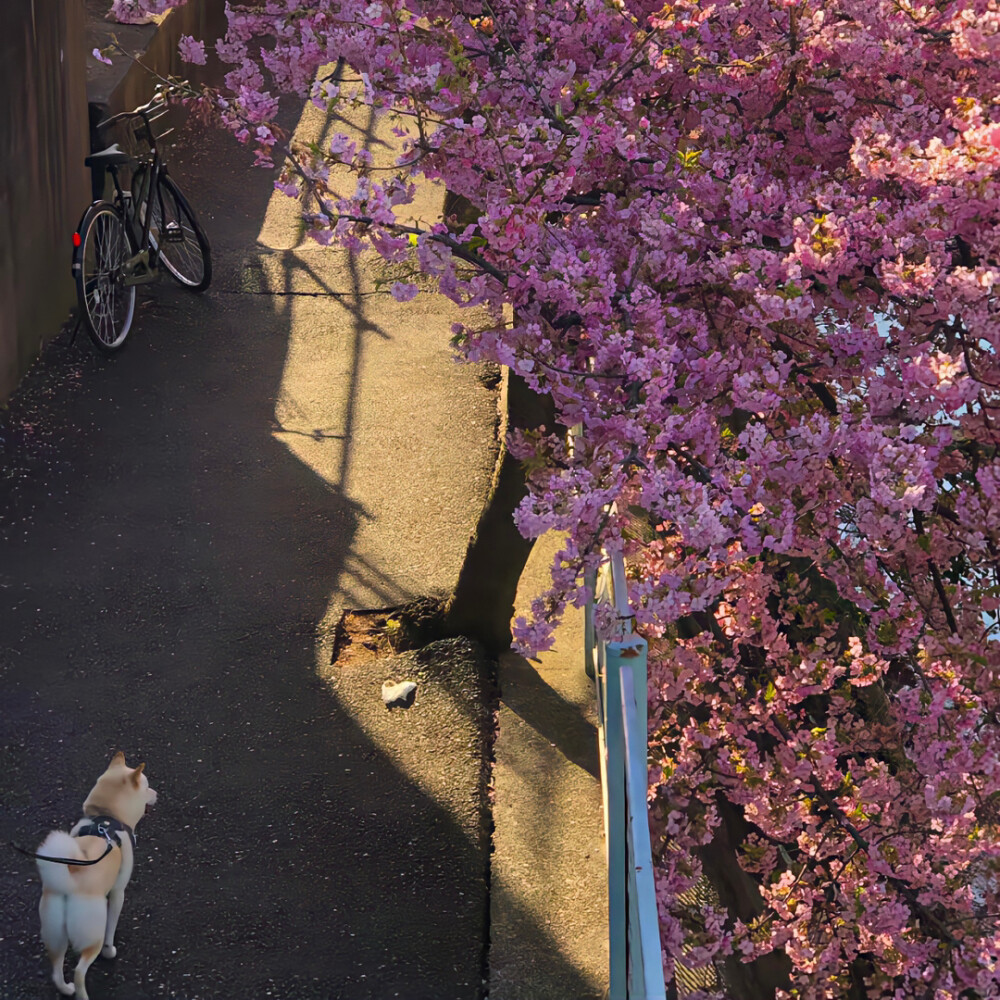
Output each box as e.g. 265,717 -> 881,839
76,815 -> 137,851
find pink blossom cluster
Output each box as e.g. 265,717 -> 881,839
131,0 -> 1000,994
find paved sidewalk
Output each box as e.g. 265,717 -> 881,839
491,533 -> 609,999
0,8 -> 609,999
1,10 -> 497,999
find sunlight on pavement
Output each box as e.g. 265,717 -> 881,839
257,85 -> 496,814
252,78 -> 606,997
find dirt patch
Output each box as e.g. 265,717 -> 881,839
330,597 -> 448,665
330,608 -> 397,665
327,603 -> 498,782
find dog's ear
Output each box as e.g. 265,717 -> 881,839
130,763 -> 145,787
110,750 -> 127,767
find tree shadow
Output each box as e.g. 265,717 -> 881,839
499,653 -> 600,781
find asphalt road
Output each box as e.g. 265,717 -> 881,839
0,94 -> 498,999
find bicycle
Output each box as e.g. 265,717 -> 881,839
72,95 -> 212,354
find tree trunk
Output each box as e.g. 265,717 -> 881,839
698,795 -> 792,998
442,368 -> 555,652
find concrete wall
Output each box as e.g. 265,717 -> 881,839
89,0 -> 228,117
0,1 -> 91,402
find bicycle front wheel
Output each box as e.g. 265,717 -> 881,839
149,174 -> 211,291
75,202 -> 136,354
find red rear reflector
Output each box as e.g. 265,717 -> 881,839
72,232 -> 81,247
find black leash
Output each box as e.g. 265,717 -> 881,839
9,815 -> 133,867
9,840 -> 115,867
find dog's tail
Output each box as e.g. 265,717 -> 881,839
35,832 -> 85,895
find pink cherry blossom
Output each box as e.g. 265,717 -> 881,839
389,281 -> 418,302
177,35 -> 207,66
119,0 -> 1000,993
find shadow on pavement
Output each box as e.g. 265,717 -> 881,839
0,94 -> 602,1000
500,655 -> 600,781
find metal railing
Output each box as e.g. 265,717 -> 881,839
585,548 -> 666,1000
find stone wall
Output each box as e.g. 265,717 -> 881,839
0,1 -> 90,402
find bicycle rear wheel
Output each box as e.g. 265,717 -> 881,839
74,202 -> 136,354
149,174 -> 211,291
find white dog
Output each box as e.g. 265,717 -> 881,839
33,752 -> 157,999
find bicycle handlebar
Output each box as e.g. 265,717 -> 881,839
96,97 -> 168,133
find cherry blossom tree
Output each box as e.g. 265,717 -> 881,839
114,0 -> 1000,995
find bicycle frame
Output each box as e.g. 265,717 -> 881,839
88,101 -> 174,285
71,93 -> 210,352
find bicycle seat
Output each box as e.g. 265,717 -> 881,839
84,143 -> 131,168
